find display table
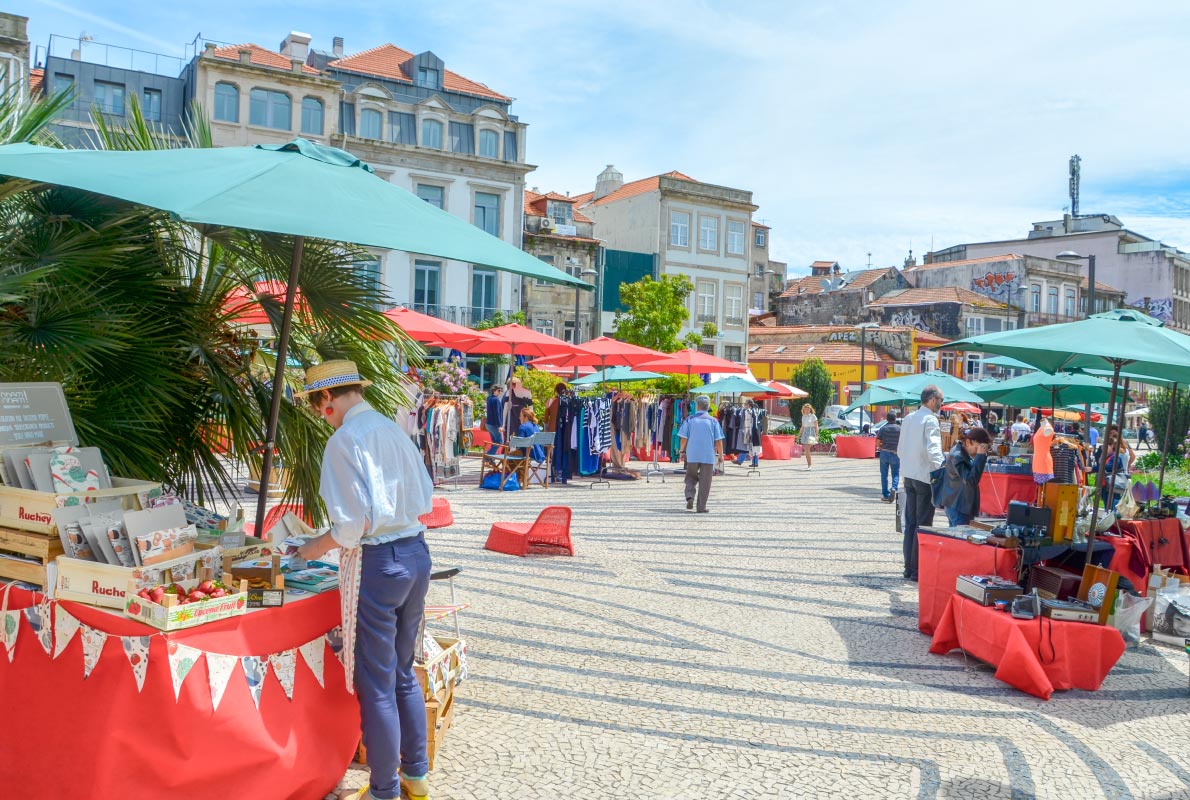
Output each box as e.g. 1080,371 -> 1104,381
834,435 -> 876,459
917,529 -> 1018,635
0,587 -> 358,797
760,434 -> 800,460
929,594 -> 1125,699
979,471 -> 1037,516
1116,518 -> 1187,573
470,425 -> 491,451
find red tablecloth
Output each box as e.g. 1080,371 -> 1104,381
760,434 -> 800,460
834,435 -> 876,459
917,529 -> 1018,635
979,471 -> 1037,516
470,425 -> 491,451
929,594 -> 1125,699
0,588 -> 358,798
1116,518 -> 1187,573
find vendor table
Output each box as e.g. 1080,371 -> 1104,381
834,435 -> 876,459
470,425 -> 491,451
929,594 -> 1125,699
0,587 -> 358,798
760,434 -> 800,461
979,471 -> 1037,516
1116,518 -> 1188,574
917,529 -> 1018,635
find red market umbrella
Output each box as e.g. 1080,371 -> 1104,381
462,323 -> 579,358
941,402 -> 981,414
754,380 -> 808,398
544,336 -> 669,368
382,306 -> 494,349
636,349 -> 749,375
1032,407 -> 1104,423
527,359 -> 597,377
223,281 -> 307,327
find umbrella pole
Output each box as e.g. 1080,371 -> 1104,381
1158,382 -> 1177,498
254,235 -> 305,536
1085,361 -> 1122,566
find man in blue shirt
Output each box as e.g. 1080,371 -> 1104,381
678,395 -> 725,513
484,383 -> 504,454
295,360 -> 434,800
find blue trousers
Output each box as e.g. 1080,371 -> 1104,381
356,535 -> 432,799
946,507 -> 972,526
879,451 -> 900,499
486,423 -> 503,454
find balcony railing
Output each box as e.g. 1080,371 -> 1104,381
696,312 -> 718,324
403,304 -> 519,327
724,315 -> 745,327
1025,311 -> 1079,326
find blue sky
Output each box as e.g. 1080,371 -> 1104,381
18,0 -> 1190,276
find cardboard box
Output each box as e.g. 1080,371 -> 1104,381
55,547 -> 223,609
0,477 -> 160,535
123,578 -> 248,631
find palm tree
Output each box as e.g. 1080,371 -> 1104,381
0,92 -> 420,522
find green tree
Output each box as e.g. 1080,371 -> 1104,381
791,357 -> 833,418
613,275 -> 695,352
1147,387 -> 1190,455
0,95 -> 416,521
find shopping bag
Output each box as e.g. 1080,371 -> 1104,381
480,471 -> 520,491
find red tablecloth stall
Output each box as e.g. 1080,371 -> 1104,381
833,435 -> 876,459
929,594 -> 1125,699
0,587 -> 359,798
917,529 -> 1018,635
470,425 -> 491,451
978,471 -> 1037,516
760,434 -> 800,460
1115,518 -> 1188,575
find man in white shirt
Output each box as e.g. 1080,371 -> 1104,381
896,385 -> 945,582
295,360 -> 434,800
1010,414 -> 1032,443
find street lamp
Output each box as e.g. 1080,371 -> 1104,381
1056,250 -> 1097,318
855,321 -> 879,427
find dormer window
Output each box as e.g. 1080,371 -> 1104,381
547,201 -> 573,226
417,67 -> 439,89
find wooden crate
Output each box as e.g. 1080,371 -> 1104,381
357,680 -> 457,769
0,477 -> 160,535
0,525 -> 64,587
415,635 -> 464,703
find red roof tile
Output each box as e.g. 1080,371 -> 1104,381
906,253 -> 1027,271
211,43 -> 323,75
779,267 -> 894,298
523,190 -> 592,223
866,286 -> 1006,309
751,221 -> 771,230
29,68 -> 43,96
328,44 -> 510,102
748,342 -> 891,364
575,170 -> 697,207
1080,276 -> 1124,294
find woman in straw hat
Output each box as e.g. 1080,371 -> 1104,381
294,360 -> 435,800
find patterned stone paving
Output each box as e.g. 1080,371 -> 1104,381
331,455 -> 1190,799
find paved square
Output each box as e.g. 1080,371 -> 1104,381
335,455 -> 1190,799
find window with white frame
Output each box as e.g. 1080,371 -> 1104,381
249,88 -> 290,130
670,211 -> 689,247
421,118 -> 443,149
725,284 -> 744,324
724,345 -> 742,362
755,228 -> 766,247
753,290 -> 765,309
360,108 -> 382,139
1030,283 -> 1041,312
300,97 -> 323,135
696,280 -> 717,323
699,216 -> 719,251
1047,286 -> 1058,314
213,83 -> 238,122
1065,287 -> 1076,317
547,201 -> 573,225
413,260 -> 440,315
534,318 -> 555,337
726,221 -> 746,255
966,316 -> 983,335
965,353 -> 982,378
479,128 -> 499,158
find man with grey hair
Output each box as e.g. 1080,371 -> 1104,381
678,395 -> 725,513
896,384 -> 945,581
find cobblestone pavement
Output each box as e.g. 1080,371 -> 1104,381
332,455 -> 1190,800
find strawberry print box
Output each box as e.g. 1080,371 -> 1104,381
123,578 -> 248,631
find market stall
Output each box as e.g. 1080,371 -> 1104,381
760,434 -> 800,461
916,528 -> 1019,636
834,435 -> 877,459
978,470 -> 1039,517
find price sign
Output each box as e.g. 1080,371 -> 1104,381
0,383 -> 78,448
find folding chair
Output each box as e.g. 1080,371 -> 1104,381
524,431 -> 556,489
477,436 -> 531,490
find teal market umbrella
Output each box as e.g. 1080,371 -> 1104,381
692,376 -> 778,395
972,371 -> 1113,409
0,139 -> 593,533
570,367 -> 665,386
844,384 -> 917,415
867,371 -> 985,404
984,355 -> 1038,371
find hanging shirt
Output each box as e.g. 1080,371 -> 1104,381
320,402 -> 434,549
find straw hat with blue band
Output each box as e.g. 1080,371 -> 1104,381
294,359 -> 373,397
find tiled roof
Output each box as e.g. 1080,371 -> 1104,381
573,170 -> 697,207
748,342 -> 892,364
1080,276 -> 1124,294
752,221 -> 771,230
328,44 -> 510,102
905,254 -> 1027,271
29,68 -> 43,96
211,43 -> 323,75
524,190 -> 592,223
779,267 -> 894,298
809,260 -> 839,269
867,286 -> 1006,309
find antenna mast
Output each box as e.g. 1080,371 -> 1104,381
1069,154 -> 1081,217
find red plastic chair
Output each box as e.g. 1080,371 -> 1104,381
484,506 -> 574,557
419,496 -> 454,529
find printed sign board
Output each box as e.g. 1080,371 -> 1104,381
0,383 -> 78,448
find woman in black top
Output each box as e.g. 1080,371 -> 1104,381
938,428 -> 991,526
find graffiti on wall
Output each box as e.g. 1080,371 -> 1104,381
971,271 -> 1021,302
1130,297 -> 1172,322
889,309 -> 930,331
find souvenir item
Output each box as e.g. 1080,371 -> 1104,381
135,523 -> 198,565
52,505 -> 97,561
48,446 -> 103,493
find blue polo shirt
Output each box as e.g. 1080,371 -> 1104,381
678,411 -> 725,464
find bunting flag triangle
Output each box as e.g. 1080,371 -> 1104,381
326,625 -> 344,663
23,603 -> 51,656
269,649 -> 297,700
298,637 -> 326,688
122,636 -> 152,692
166,641 -> 202,700
52,606 -> 80,659
207,652 -> 238,711
2,610 -> 19,661
79,625 -> 107,679
240,655 -> 269,708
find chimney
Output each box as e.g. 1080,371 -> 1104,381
203,42 -> 217,56
332,36 -> 344,57
238,48 -> 252,65
593,164 -> 623,201
279,31 -> 312,62
811,262 -> 831,276
291,58 -> 305,74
